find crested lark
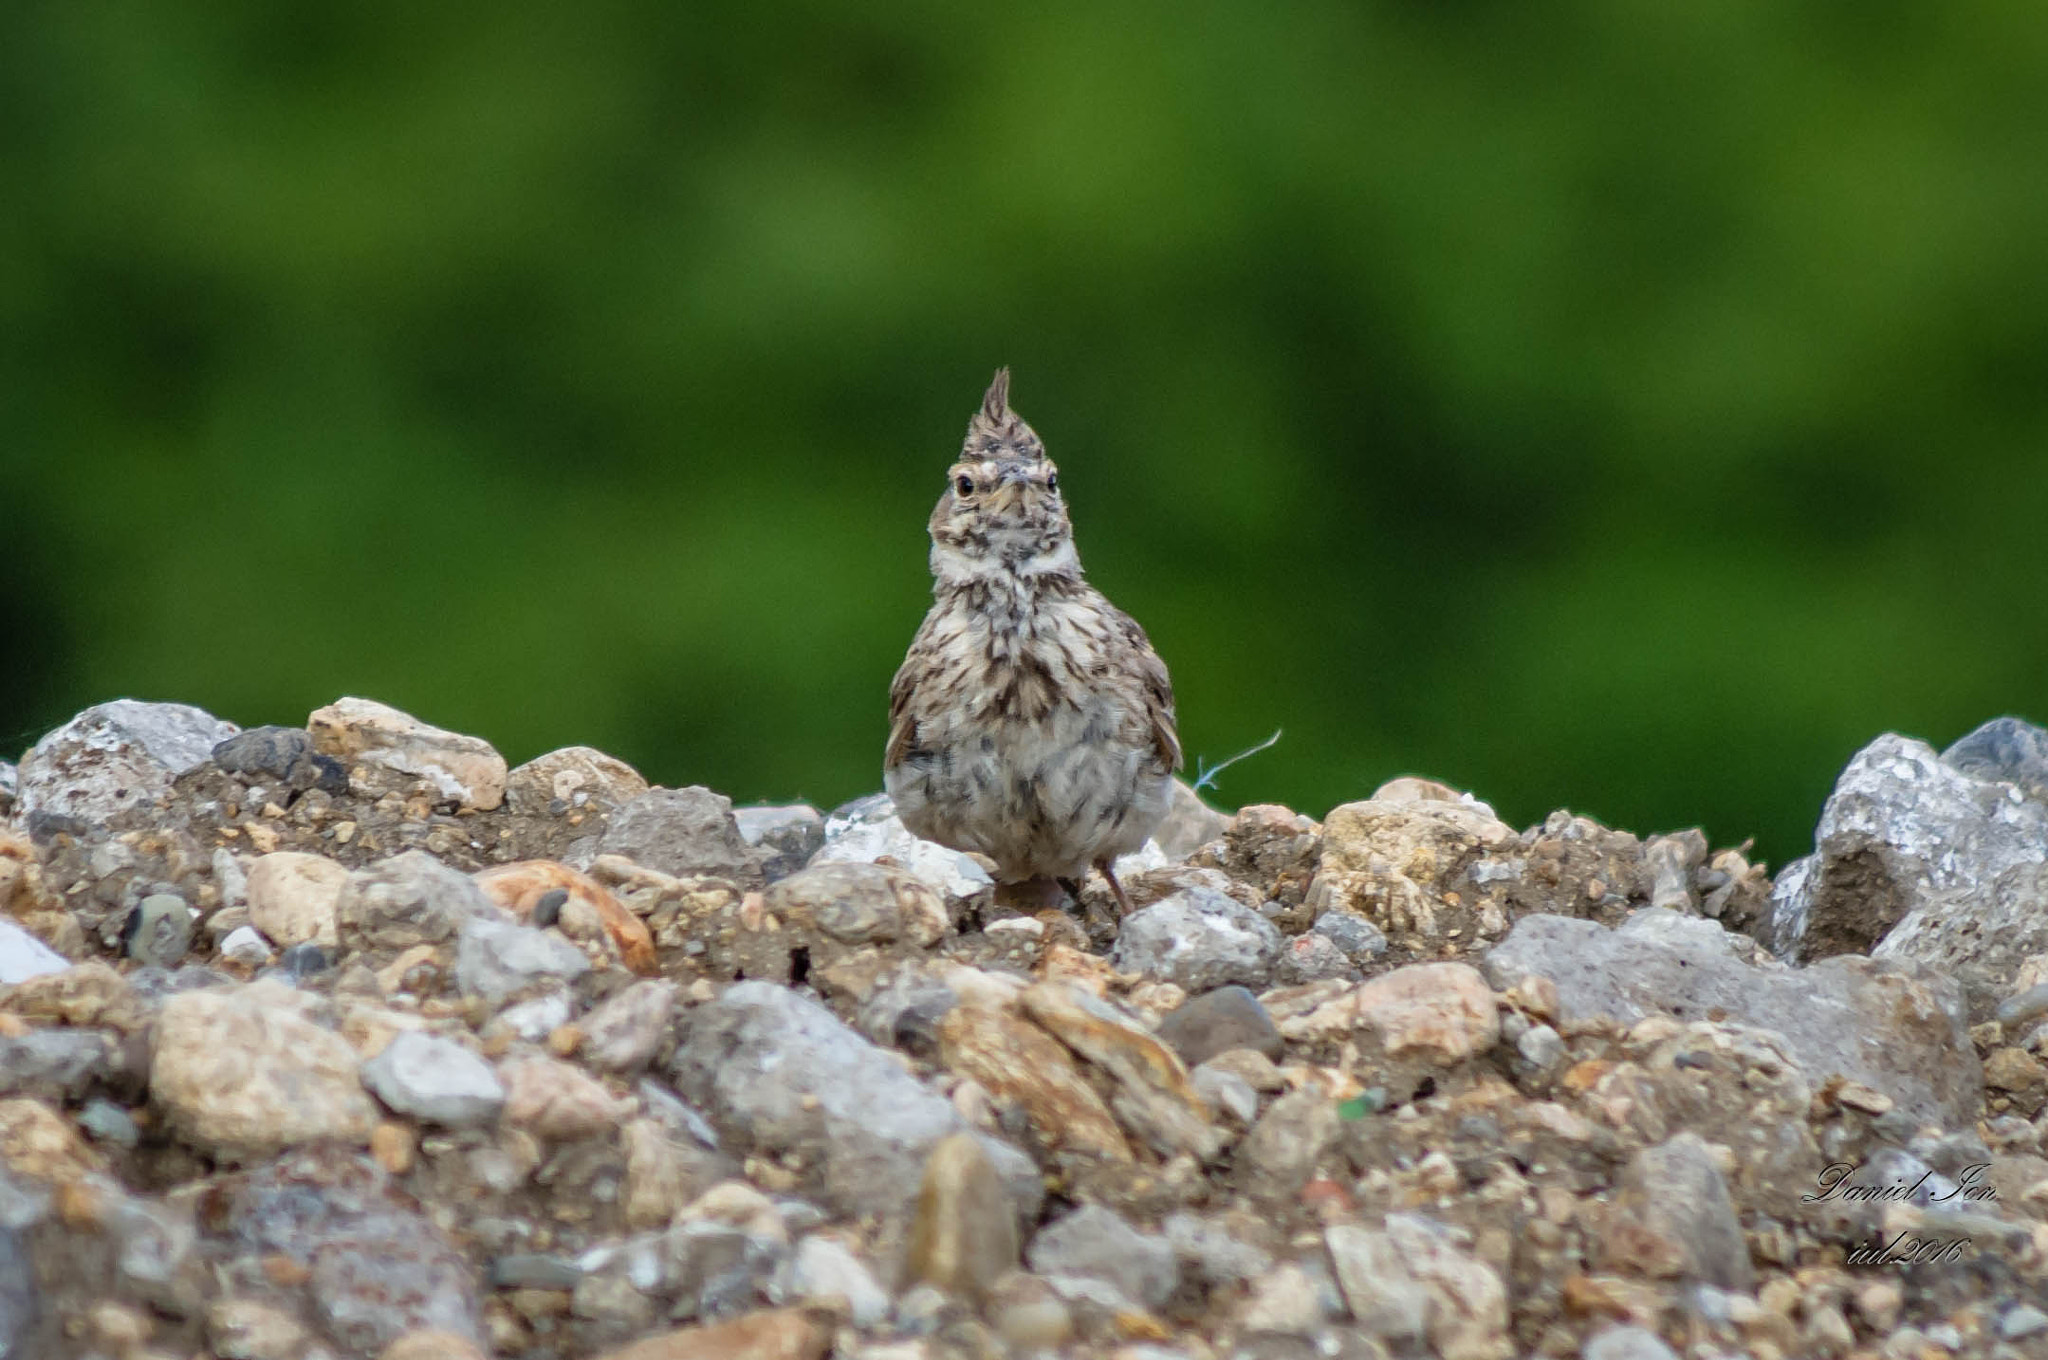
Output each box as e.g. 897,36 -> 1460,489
885,369 -> 1180,912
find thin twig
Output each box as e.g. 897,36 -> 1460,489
1194,728 -> 1282,793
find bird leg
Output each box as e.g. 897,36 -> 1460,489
1096,860 -> 1135,916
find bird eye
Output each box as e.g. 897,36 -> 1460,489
955,474 -> 975,496
1046,472 -> 1059,492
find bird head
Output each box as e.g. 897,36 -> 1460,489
928,368 -> 1078,585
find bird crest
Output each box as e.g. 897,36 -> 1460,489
961,367 -> 1046,463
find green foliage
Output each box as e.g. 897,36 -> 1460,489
5,2 -> 2045,864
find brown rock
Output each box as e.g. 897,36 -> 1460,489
309,696 -> 509,810
474,860 -> 656,974
767,861 -> 951,949
498,1054 -> 633,1141
904,1132 -> 1020,1301
1308,799 -> 1514,948
1986,1046 -> 2046,1092
1020,980 -> 1220,1159
1271,962 -> 1499,1064
0,1096 -> 104,1183
244,850 -> 349,949
590,1308 -> 829,1360
937,1003 -> 1131,1160
379,1330 -> 489,1360
150,984 -> 378,1157
503,745 -> 649,818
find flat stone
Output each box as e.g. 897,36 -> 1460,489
1484,909 -> 1981,1127
669,982 -> 1039,1225
903,1132 -> 1020,1302
16,699 -> 238,833
599,787 -> 764,887
245,851 -> 349,949
309,696 -> 508,810
336,851 -> 500,956
455,917 -> 590,1005
1111,887 -> 1283,991
1310,911 -> 1388,966
1158,986 -> 1284,1067
1027,1203 -> 1178,1309
150,983 -> 378,1158
359,1031 -> 505,1127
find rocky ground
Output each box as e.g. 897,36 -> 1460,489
2,699 -> 2047,1360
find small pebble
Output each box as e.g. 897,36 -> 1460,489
125,893 -> 196,967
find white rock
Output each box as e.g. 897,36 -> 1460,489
0,919 -> 70,984
360,1031 -> 505,1127
17,700 -> 237,829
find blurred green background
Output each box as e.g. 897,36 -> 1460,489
4,2 -> 2045,866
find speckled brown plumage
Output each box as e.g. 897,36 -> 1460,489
885,369 -> 1179,910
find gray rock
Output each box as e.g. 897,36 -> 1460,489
1310,910 -> 1388,965
812,793 -> 994,914
211,725 -> 343,794
2001,1304 -> 2048,1341
1484,909 -> 1980,1126
1191,1063 -> 1260,1125
0,1221 -> 31,1358
490,1253 -> 585,1290
1945,716 -> 2048,802
16,699 -> 238,833
1582,1326 -> 1680,1360
335,850 -> 500,955
1112,888 -> 1283,991
600,787 -> 764,886
124,892 -> 195,967
766,860 -> 950,948
1610,1133 -> 1753,1291
1768,734 -> 2048,1001
213,1149 -> 482,1353
0,919 -> 70,985
580,979 -> 678,1074
359,1031 -> 506,1127
1159,985 -> 1284,1067
455,917 -> 590,1006
1028,1203 -> 1178,1310
0,1028 -> 113,1100
668,981 -> 1039,1224
1163,1211 -> 1273,1288
2000,983 -> 2048,1030
1326,1214 -> 1507,1360
734,804 -> 826,882
1273,930 -> 1358,984
77,1099 -> 140,1148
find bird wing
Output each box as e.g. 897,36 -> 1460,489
1114,608 -> 1182,774
885,631 -> 930,769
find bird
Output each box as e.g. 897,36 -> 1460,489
885,368 -> 1180,913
